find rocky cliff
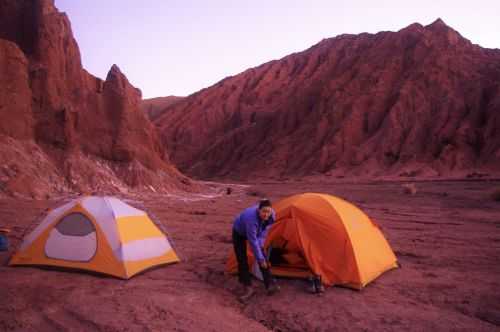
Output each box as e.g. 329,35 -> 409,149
155,19 -> 500,179
0,0 -> 192,198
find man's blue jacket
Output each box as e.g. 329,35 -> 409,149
232,205 -> 275,263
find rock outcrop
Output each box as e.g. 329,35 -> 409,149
155,19 -> 500,179
0,0 -> 192,198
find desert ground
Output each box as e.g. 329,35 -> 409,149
1,179 -> 499,331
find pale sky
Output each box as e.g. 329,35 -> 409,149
55,0 -> 499,99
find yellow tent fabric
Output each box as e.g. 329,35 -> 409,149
227,193 -> 398,289
10,196 -> 179,279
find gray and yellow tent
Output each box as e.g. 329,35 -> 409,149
10,196 -> 179,278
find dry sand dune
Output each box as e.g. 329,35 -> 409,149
1,179 -> 499,331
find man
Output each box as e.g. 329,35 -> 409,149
232,199 -> 279,301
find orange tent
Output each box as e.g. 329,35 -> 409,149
227,193 -> 398,289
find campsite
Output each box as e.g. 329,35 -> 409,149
1,179 -> 499,331
1,0 -> 500,330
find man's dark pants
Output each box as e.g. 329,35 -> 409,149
232,230 -> 273,288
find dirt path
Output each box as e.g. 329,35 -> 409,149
1,180 -> 499,331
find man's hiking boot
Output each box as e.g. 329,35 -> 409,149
314,276 -> 325,294
308,275 -> 325,294
308,276 -> 317,294
266,282 -> 280,296
238,286 -> 255,302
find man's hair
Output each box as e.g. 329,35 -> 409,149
258,198 -> 272,209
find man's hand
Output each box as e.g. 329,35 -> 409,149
260,246 -> 269,269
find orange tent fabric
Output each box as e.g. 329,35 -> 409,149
227,193 -> 398,289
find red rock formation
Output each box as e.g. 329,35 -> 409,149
155,19 -> 500,179
0,40 -> 33,139
140,96 -> 184,120
0,0 -> 192,197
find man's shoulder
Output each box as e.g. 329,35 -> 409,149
242,205 -> 259,220
244,205 -> 258,213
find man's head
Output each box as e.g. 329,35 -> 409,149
258,199 -> 273,221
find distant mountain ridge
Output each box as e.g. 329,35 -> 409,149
140,96 -> 184,120
154,19 -> 500,179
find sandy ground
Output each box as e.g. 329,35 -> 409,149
1,179 -> 499,331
